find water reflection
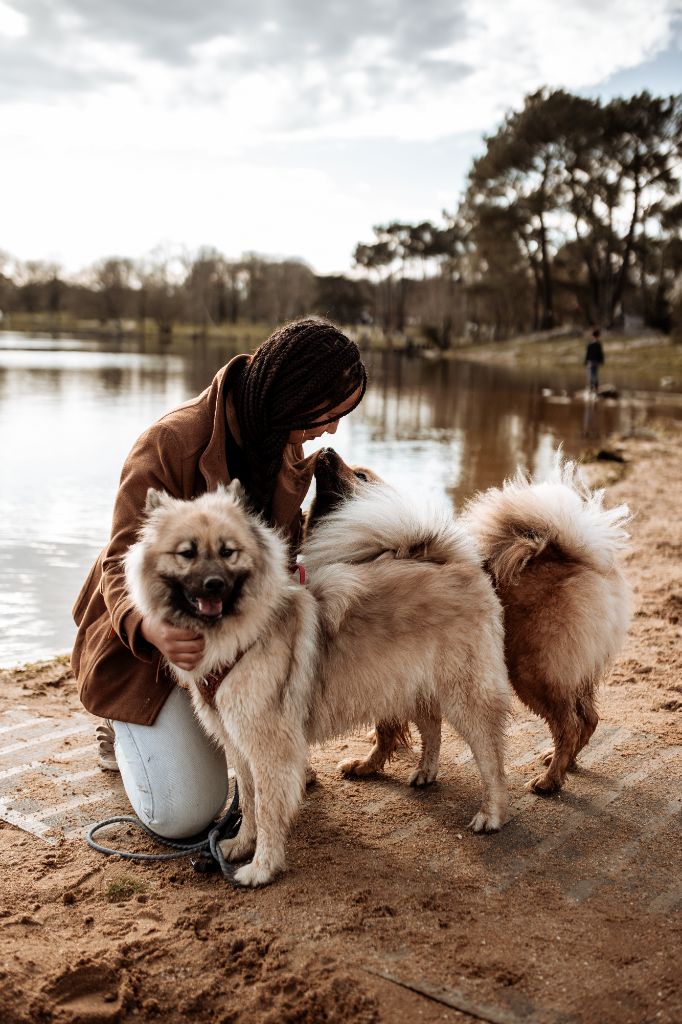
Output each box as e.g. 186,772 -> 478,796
1,336 -> 680,667
342,353 -> 642,506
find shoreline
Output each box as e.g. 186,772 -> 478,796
1,416 -> 680,677
3,321 -> 682,383
2,419 -> 675,684
450,331 -> 682,391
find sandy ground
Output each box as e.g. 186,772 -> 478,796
1,424 -> 681,1024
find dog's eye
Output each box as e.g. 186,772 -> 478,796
177,549 -> 195,560
220,545 -> 237,560
354,471 -> 368,482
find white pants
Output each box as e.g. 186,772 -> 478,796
112,686 -> 229,839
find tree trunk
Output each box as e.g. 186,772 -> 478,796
538,214 -> 554,329
611,161 -> 641,324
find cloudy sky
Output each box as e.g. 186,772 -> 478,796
1,0 -> 681,276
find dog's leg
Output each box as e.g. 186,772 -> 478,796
338,719 -> 407,777
443,696 -> 509,832
540,694 -> 598,772
540,691 -> 599,767
218,743 -> 257,864
231,730 -> 307,888
574,694 -> 599,759
408,713 -> 442,787
528,704 -> 581,794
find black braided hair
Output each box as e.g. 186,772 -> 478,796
232,318 -> 367,520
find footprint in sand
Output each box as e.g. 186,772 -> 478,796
42,961 -> 126,1021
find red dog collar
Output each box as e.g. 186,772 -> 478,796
292,563 -> 306,585
197,641 -> 256,709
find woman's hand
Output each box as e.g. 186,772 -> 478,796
140,617 -> 205,671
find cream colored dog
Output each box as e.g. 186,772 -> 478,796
125,482 -> 511,887
308,450 -> 632,796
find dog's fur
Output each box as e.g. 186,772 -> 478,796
307,449 -> 632,794
125,482 -> 511,886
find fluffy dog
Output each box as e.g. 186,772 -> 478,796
125,482 -> 511,886
307,449 -> 632,795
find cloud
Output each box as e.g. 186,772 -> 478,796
1,0 -> 678,142
0,0 -> 27,39
0,1 -> 474,107
1,0 -> 679,275
62,0 -> 470,70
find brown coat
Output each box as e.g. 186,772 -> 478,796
71,354 -> 319,725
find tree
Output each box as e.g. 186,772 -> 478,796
135,246 -> 185,340
458,203 -> 534,339
353,238 -> 395,330
11,259 -> 65,317
0,250 -> 17,315
182,248 -> 229,333
313,275 -> 371,324
237,254 -> 316,324
466,90 -> 601,329
465,88 -> 682,329
562,92 -> 682,325
88,257 -> 135,324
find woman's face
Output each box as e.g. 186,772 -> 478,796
287,385 -> 363,445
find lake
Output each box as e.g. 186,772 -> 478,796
1,331 -> 679,666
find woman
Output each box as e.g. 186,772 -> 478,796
72,318 -> 366,838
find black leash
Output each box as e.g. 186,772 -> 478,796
86,782 -> 244,885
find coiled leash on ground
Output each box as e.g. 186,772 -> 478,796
86,782 -> 244,886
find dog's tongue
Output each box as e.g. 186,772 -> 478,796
197,596 -> 223,617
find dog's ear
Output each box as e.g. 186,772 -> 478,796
145,488 -> 170,513
226,479 -> 245,502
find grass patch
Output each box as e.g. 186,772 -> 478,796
105,876 -> 147,903
13,653 -> 70,674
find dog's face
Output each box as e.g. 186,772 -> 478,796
129,484 -> 265,630
307,448 -> 382,533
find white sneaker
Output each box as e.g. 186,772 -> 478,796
95,719 -> 119,772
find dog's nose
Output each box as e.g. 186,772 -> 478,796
203,576 -> 226,594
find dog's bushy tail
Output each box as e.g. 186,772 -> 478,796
302,483 -> 477,570
465,455 -> 631,586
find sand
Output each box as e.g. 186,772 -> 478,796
1,422 -> 681,1024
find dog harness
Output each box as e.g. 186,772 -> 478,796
196,643 -> 256,709
196,563 -> 307,708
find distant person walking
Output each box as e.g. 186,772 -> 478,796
584,328 -> 604,392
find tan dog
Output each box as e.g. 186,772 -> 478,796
125,482 -> 511,887
307,450 -> 632,795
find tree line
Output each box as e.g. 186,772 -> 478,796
354,89 -> 682,345
1,89 -> 680,347
0,248 -> 371,339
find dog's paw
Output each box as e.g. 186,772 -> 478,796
408,767 -> 437,787
468,809 -> 505,833
541,748 -> 577,771
305,764 -> 318,787
338,756 -> 379,778
233,858 -> 282,888
219,832 -> 256,863
526,771 -> 563,795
